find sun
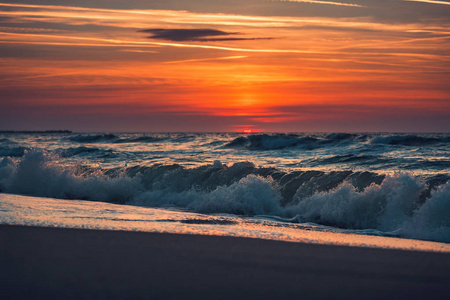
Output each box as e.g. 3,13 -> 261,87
234,125 -> 262,133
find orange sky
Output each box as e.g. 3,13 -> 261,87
0,0 -> 449,132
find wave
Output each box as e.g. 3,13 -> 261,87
68,134 -> 119,143
314,154 -> 383,165
0,146 -> 28,157
132,173 -> 449,243
371,135 -> 450,146
68,134 -> 180,144
224,133 -> 450,151
223,133 -> 365,151
114,136 -> 167,144
286,176 -> 450,242
55,146 -> 117,158
0,138 -> 12,143
224,134 -> 321,150
0,151 -> 139,202
324,133 -> 360,140
0,149 -> 448,243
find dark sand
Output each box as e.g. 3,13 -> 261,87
1,225 -> 449,300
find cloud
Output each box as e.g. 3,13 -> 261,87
164,55 -> 247,64
139,28 -> 274,42
265,0 -> 364,7
404,0 -> 450,5
0,31 -> 312,54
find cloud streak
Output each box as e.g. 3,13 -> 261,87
164,56 -> 247,64
0,31 -> 314,54
265,0 -> 365,7
1,3 -> 448,34
404,0 -> 450,5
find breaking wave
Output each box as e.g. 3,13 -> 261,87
0,149 -> 449,243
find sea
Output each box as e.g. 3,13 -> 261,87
0,131 -> 449,245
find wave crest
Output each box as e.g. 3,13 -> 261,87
133,175 -> 283,216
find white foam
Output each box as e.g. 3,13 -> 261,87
288,175 -> 450,242
133,174 -> 283,216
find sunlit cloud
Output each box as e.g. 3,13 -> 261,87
0,31 -> 161,48
404,0 -> 450,5
145,41 -> 317,53
0,31 -> 315,54
120,49 -> 159,53
265,0 -> 364,7
164,56 -> 247,64
1,3 -> 448,34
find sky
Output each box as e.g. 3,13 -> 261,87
0,0 -> 449,132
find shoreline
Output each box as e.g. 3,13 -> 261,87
1,224 -> 449,299
2,193 -> 449,252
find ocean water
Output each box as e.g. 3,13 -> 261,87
0,132 -> 449,243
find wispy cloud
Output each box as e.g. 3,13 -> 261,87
1,3 -> 447,34
265,0 -> 365,7
0,31 -> 313,54
0,31 -> 161,48
403,0 -> 450,5
164,56 -> 247,64
147,41 -> 317,53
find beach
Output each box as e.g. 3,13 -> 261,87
1,224 -> 449,300
0,131 -> 449,299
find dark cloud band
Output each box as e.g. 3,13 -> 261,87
139,28 -> 274,42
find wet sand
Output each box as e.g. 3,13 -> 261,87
1,224 -> 449,300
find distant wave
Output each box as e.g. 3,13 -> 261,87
371,135 -> 450,146
68,133 -> 199,144
0,130 -> 72,134
68,134 -> 119,143
0,149 -> 448,243
324,133 -> 359,140
223,133 -> 366,151
224,133 -> 449,151
313,154 -> 383,165
224,134 -> 322,150
68,134 -> 169,144
114,136 -> 168,143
